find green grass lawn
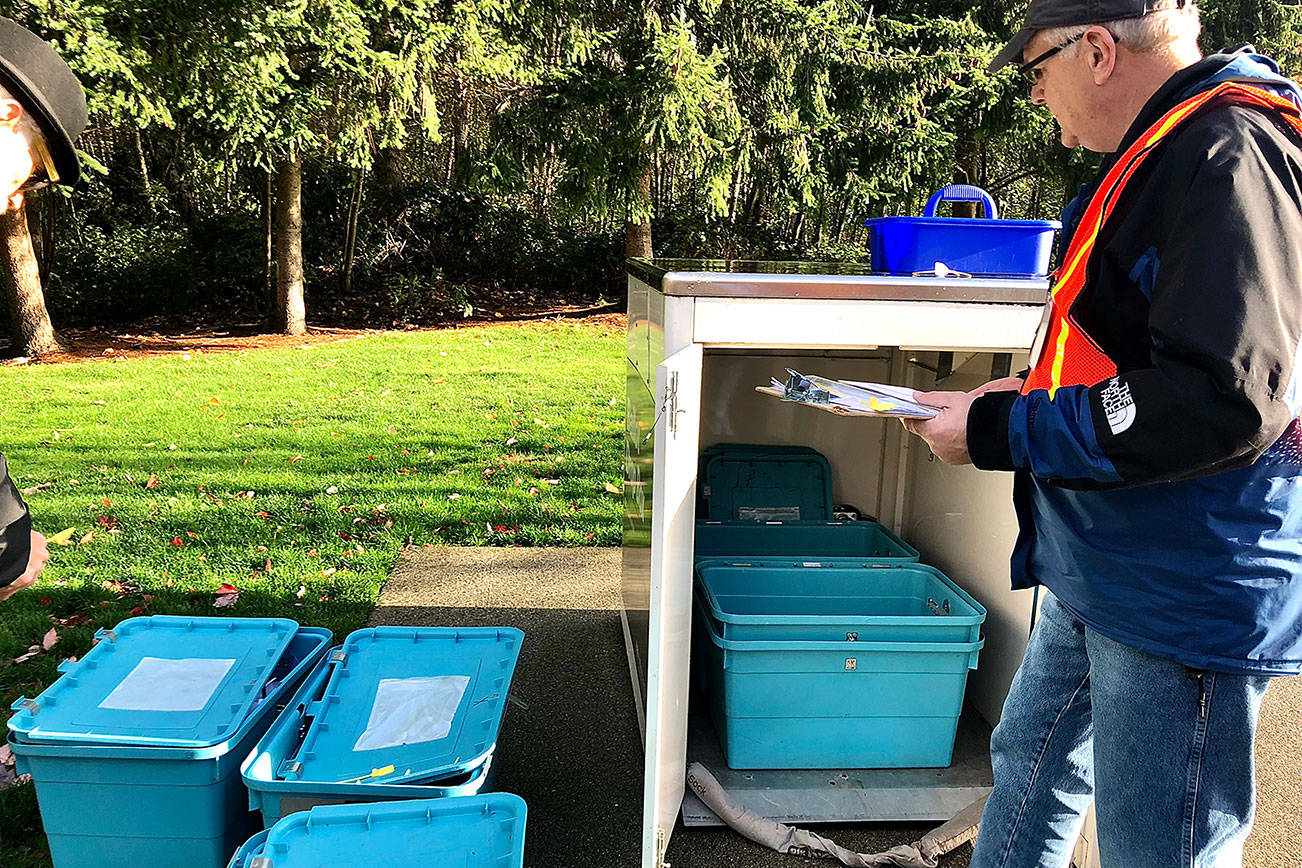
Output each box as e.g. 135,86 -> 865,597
0,318 -> 626,864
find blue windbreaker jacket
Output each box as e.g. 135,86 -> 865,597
967,48 -> 1302,675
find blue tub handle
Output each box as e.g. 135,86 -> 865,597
924,184 -> 999,220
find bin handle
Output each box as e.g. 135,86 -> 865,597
924,184 -> 998,220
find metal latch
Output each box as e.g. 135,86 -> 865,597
17,698 -> 39,715
278,759 -> 303,778
927,597 -> 951,616
329,649 -> 348,666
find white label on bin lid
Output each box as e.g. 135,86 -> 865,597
352,675 -> 471,753
98,657 -> 237,712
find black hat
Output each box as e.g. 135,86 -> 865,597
0,18 -> 87,186
989,0 -> 1188,72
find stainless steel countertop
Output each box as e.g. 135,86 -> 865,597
628,259 -> 1049,304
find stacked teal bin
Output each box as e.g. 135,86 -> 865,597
242,626 -> 522,826
226,795 -> 526,867
690,443 -> 986,770
694,562 -> 986,769
6,616 -> 332,868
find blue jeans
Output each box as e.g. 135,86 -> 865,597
970,592 -> 1271,868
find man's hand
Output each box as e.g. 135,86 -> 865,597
970,376 -> 1025,397
0,530 -> 49,602
902,391 -> 978,465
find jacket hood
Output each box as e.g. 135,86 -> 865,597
1178,44 -> 1302,106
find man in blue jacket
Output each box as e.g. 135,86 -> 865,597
906,1 -> 1302,865
0,18 -> 87,602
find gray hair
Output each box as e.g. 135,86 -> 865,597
1040,4 -> 1201,58
0,84 -> 47,150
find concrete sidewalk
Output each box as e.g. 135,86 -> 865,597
372,546 -> 1301,868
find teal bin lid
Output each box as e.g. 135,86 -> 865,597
250,795 -> 526,867
287,627 -> 523,784
8,615 -> 300,748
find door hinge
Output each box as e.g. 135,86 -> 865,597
656,826 -> 670,868
664,372 -> 683,438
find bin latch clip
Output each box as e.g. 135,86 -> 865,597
329,649 -> 348,666
927,597 -> 951,616
17,698 -> 39,715
278,759 -> 303,778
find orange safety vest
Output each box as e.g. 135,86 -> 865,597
1023,81 -> 1302,398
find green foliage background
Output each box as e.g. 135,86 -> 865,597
0,0 -> 1298,331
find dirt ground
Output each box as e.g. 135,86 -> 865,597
0,310 -> 627,367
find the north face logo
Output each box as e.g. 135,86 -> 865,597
1101,377 -> 1136,434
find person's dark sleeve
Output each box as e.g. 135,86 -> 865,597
967,108 -> 1302,487
0,453 -> 33,588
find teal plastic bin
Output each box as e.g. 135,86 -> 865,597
702,450 -> 833,521
281,627 -> 522,788
8,621 -> 331,868
227,828 -> 269,868
694,596 -> 982,769
694,520 -> 919,561
696,444 -> 830,515
228,795 -> 526,867
243,645 -> 497,827
695,562 -> 985,643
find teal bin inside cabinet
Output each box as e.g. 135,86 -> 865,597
227,795 -> 527,867
7,620 -> 331,868
701,449 -> 834,521
695,562 -> 985,643
694,519 -> 919,562
694,596 -> 982,769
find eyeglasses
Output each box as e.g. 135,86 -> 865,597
18,135 -> 59,193
1018,34 -> 1084,84
1018,30 -> 1121,85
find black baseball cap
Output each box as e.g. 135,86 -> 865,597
0,18 -> 87,186
989,0 -> 1188,72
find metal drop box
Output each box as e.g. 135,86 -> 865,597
619,259 -> 1058,868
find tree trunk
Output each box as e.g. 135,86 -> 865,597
952,129 -> 981,218
273,153 -> 306,335
375,147 -> 402,191
0,204 -> 60,356
624,164 -> 653,259
341,167 -> 364,295
134,128 -> 157,216
264,169 -> 274,313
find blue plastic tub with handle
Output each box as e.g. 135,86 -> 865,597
695,561 -> 986,643
865,184 -> 1061,277
228,794 -> 527,867
694,595 -> 982,769
242,645 -> 496,828
8,624 -> 332,868
694,519 -> 919,562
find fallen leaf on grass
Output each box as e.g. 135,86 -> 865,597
21,482 -> 52,495
79,531 -> 94,545
42,628 -> 58,650
604,483 -> 622,494
47,527 -> 77,546
97,515 -> 118,530
144,474 -> 159,490
170,537 -> 184,547
13,645 -> 41,664
213,594 -> 238,608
